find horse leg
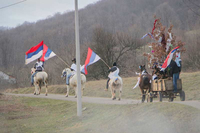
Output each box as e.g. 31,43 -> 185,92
119,88 -> 122,101
65,85 -> 70,97
45,81 -> 48,96
35,83 -> 39,95
140,88 -> 144,95
34,84 -> 37,95
110,87 -> 114,99
113,90 -> 116,100
33,83 -> 36,95
39,82 -> 41,95
81,84 -> 85,97
140,88 -> 146,103
74,86 -> 77,98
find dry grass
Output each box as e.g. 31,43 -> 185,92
0,94 -> 200,133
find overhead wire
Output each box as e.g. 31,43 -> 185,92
0,0 -> 27,10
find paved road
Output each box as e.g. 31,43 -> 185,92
4,93 -> 200,109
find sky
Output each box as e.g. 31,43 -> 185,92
0,0 -> 100,28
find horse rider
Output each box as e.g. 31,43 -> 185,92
105,62 -> 119,91
66,58 -> 77,85
31,58 -> 44,86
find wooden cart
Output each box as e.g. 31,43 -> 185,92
147,79 -> 185,102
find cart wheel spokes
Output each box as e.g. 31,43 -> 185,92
158,92 -> 162,102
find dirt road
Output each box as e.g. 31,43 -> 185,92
5,93 -> 200,109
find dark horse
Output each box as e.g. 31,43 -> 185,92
139,65 -> 152,102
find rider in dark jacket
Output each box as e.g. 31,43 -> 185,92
169,60 -> 180,93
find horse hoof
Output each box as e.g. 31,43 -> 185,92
112,97 -> 116,100
45,94 -> 47,96
118,98 -> 121,101
65,95 -> 68,97
75,96 -> 77,98
34,93 -> 36,95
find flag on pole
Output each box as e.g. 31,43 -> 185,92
40,44 -> 56,62
25,41 -> 44,64
161,46 -> 180,70
81,47 -> 100,75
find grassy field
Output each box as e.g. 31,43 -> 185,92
5,71 -> 200,101
0,94 -> 200,133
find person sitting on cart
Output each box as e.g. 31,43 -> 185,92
175,49 -> 181,75
169,59 -> 180,93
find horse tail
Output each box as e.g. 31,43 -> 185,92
81,74 -> 86,84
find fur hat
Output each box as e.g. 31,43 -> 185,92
113,62 -> 117,66
72,58 -> 76,62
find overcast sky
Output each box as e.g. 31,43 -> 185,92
0,0 -> 100,27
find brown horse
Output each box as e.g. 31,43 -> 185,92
139,65 -> 152,102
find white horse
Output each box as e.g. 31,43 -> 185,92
109,76 -> 123,100
31,68 -> 48,96
62,68 -> 86,98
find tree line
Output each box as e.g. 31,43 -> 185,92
0,0 -> 200,88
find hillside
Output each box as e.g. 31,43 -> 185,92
0,0 -> 200,87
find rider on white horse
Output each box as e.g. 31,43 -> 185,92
31,58 -> 44,86
105,62 -> 119,91
66,58 -> 77,85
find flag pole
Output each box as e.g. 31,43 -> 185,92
100,58 -> 110,68
56,55 -> 70,68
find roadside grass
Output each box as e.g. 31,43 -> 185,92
4,71 -> 200,101
0,94 -> 200,133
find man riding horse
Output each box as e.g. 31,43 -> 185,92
31,58 -> 44,86
66,58 -> 77,85
105,62 -> 119,91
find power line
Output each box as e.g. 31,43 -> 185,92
0,0 -> 27,10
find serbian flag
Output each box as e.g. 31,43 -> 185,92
40,44 -> 56,62
25,41 -> 44,64
81,47 -> 100,75
161,46 -> 180,70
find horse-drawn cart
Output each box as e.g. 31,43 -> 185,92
147,78 -> 185,102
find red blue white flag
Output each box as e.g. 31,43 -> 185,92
25,41 -> 44,64
40,44 -> 56,62
161,46 -> 180,70
81,47 -> 100,75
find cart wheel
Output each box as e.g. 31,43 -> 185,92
158,92 -> 162,102
180,91 -> 185,101
142,95 -> 145,103
147,94 -> 153,102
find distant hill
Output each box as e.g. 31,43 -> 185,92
0,0 -> 199,87
0,26 -> 8,31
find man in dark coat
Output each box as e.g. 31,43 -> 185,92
169,59 -> 180,93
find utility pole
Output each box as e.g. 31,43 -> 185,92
74,0 -> 82,116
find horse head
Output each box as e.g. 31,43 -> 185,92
31,68 -> 36,74
139,65 -> 147,74
61,68 -> 72,80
